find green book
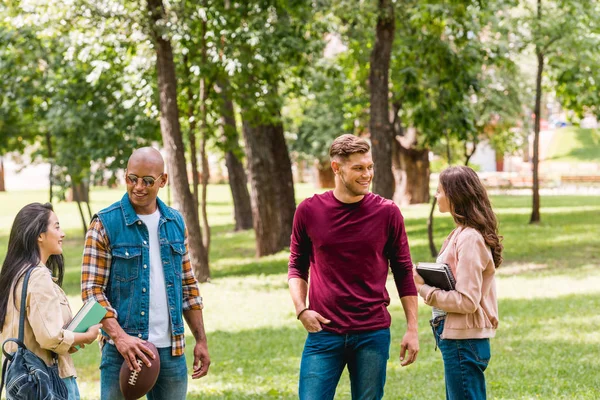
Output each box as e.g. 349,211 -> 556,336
66,299 -> 107,333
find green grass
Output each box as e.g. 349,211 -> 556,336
1,185 -> 600,399
546,127 -> 600,163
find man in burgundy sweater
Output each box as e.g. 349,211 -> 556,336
288,134 -> 419,400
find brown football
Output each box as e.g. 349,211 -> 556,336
119,342 -> 161,400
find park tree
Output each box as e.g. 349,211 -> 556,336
514,0 -> 600,224
214,1 -> 326,256
215,75 -> 253,231
1,0 -> 161,232
287,61 -> 349,189
145,0 -> 210,280
324,1 -> 522,205
369,0 -> 396,199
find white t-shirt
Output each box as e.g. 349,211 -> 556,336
137,210 -> 171,348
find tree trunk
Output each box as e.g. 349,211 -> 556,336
530,0 -> 543,224
71,181 -> 89,236
0,157 -> 5,192
315,158 -> 335,188
46,131 -> 53,202
198,6 -> 211,254
296,159 -> 306,183
270,120 -> 296,249
242,111 -> 296,256
225,151 -> 253,230
427,197 -> 438,257
369,0 -> 395,199
398,145 -> 430,204
147,0 -> 210,281
217,76 -> 253,231
184,53 -> 200,209
199,78 -> 211,253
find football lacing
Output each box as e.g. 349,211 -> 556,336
128,359 -> 143,386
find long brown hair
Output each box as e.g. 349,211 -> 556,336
0,203 -> 64,328
440,166 -> 503,268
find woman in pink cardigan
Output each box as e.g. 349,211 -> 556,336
413,166 -> 502,400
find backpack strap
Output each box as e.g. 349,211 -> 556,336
0,267 -> 33,398
18,268 -> 34,343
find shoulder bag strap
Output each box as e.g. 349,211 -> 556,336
0,267 -> 34,397
18,267 -> 34,343
18,267 -> 60,365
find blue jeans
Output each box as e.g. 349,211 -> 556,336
432,318 -> 491,400
62,376 -> 80,400
100,343 -> 188,400
299,328 -> 390,400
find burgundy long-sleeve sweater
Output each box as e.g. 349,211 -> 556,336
288,191 -> 416,334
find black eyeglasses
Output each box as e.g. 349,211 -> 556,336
126,173 -> 164,188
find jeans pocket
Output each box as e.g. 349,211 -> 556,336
466,338 -> 491,365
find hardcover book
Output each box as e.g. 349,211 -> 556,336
66,299 -> 107,334
416,262 -> 456,291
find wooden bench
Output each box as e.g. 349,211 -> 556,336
561,175 -> 600,183
508,176 -> 533,188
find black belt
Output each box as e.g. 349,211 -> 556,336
429,315 -> 446,328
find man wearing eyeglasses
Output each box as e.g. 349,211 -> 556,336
81,147 -> 210,399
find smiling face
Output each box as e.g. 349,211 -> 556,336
332,152 -> 374,203
126,148 -> 167,215
38,211 -> 65,261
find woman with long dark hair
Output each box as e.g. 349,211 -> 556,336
413,166 -> 502,400
0,203 -> 100,399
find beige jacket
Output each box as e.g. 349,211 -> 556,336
0,264 -> 76,378
419,226 -> 498,339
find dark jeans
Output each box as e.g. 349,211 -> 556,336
99,342 -> 188,400
299,328 -> 390,400
432,318 -> 491,400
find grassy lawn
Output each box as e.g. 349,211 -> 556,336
1,184 -> 599,399
546,127 -> 600,163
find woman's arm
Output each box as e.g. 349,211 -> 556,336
26,269 -> 76,354
419,231 -> 491,314
71,324 -> 102,348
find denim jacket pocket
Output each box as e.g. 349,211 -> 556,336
112,247 -> 141,282
169,243 -> 185,278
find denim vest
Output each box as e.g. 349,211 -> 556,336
96,193 -> 186,340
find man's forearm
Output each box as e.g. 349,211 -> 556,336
400,296 -> 419,331
102,317 -> 126,341
184,309 -> 207,342
288,277 -> 309,316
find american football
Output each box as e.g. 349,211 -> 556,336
119,342 -> 161,400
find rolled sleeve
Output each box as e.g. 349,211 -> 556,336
81,218 -> 117,319
182,228 -> 203,311
27,270 -> 75,354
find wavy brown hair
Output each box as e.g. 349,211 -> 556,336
329,134 -> 370,160
440,166 -> 503,268
0,203 -> 64,328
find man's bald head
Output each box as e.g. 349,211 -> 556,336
125,147 -> 167,214
127,147 -> 165,172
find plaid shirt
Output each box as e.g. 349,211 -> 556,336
82,218 -> 203,356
